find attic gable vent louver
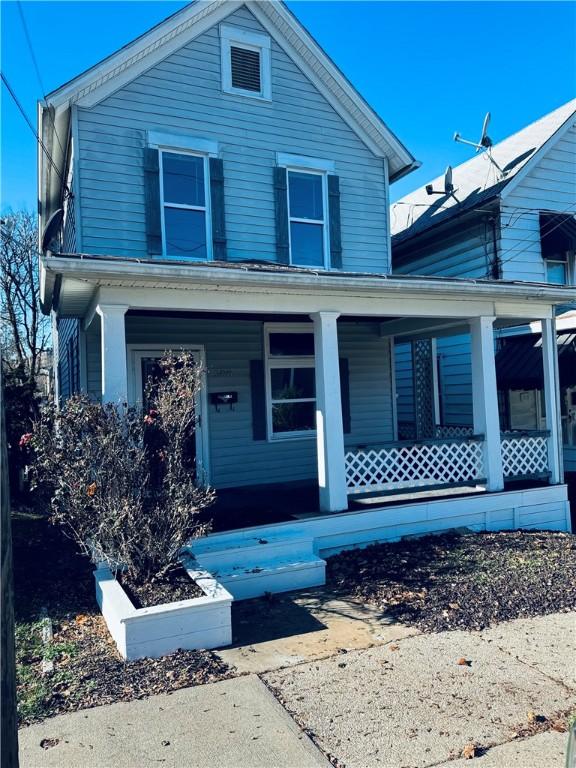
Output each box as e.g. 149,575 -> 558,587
230,46 -> 261,93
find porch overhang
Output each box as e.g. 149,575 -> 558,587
41,254 -> 576,323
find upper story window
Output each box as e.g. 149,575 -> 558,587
220,24 -> 271,100
276,153 -> 337,269
160,150 -> 210,259
545,259 -> 568,285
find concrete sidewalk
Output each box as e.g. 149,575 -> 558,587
18,675 -> 330,768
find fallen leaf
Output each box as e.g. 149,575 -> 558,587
40,738 -> 60,750
457,658 -> 471,666
461,742 -> 476,759
527,710 -> 537,723
449,603 -> 460,610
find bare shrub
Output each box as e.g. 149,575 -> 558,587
28,352 -> 214,583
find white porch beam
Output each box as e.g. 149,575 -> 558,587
541,318 -> 563,484
96,304 -> 129,404
470,316 -> 504,491
311,311 -> 348,513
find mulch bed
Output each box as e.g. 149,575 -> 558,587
326,530 -> 576,633
119,564 -> 204,608
12,510 -> 232,726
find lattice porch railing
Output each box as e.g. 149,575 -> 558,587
500,431 -> 550,479
434,425 -> 474,439
345,437 -> 485,495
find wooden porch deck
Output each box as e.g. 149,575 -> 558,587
202,478 -> 551,533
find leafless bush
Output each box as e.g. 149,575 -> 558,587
28,352 -> 214,583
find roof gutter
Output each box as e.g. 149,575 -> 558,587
42,255 -> 576,307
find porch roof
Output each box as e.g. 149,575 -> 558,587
41,253 -> 576,322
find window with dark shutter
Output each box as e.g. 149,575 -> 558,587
230,46 -> 261,93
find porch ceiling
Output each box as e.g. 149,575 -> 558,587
42,254 -> 576,323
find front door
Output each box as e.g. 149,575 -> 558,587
128,346 -> 209,484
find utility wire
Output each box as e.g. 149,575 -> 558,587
1,70 -> 72,197
497,203 -> 576,271
16,0 -> 66,160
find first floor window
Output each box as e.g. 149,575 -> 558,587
161,150 -> 209,259
265,328 -> 316,438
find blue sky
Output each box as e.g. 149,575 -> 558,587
1,0 -> 575,213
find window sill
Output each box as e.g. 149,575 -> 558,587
268,432 -> 317,443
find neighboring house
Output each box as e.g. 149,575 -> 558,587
392,101 -> 576,472
37,1 -> 575,590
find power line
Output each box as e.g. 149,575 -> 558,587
16,0 -> 66,160
1,71 -> 71,197
497,203 -> 576,271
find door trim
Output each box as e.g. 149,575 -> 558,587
127,344 -> 210,485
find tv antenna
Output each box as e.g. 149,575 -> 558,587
454,112 -> 505,176
426,166 -> 458,200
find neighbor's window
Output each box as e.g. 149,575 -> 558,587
545,259 -> 567,285
288,170 -> 327,267
220,24 -> 271,100
265,328 -> 316,439
160,151 -> 208,259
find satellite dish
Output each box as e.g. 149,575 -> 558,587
478,112 -> 492,151
41,208 -> 64,253
444,166 -> 454,194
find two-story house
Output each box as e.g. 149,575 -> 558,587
39,1 -> 574,592
392,101 -> 576,473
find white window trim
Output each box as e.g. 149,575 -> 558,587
158,147 -> 213,261
264,323 -> 316,442
284,166 -> 330,270
220,23 -> 271,101
276,153 -> 335,173
148,131 -> 218,157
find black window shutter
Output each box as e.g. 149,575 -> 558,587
250,359 -> 267,440
339,357 -> 351,434
144,147 -> 162,255
273,166 -> 290,264
328,174 -> 342,269
209,157 -> 227,260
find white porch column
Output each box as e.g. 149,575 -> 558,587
311,311 -> 348,513
541,317 -> 562,484
470,316 -> 504,491
96,304 -> 129,404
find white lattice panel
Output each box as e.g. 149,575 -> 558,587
345,439 -> 485,495
434,425 -> 474,439
501,435 -> 549,478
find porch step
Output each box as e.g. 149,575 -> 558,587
201,555 -> 326,601
186,534 -> 326,600
189,536 -> 317,573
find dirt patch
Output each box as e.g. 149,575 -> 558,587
326,530 -> 576,633
12,511 -> 232,726
118,564 -> 203,608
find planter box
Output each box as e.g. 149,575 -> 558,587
94,561 -> 233,660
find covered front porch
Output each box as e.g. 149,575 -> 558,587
66,260 -> 569,524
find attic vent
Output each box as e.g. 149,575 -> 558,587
230,46 -> 261,93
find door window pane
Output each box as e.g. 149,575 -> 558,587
272,402 -> 316,434
290,221 -> 324,267
163,153 -> 205,206
271,367 -> 315,399
288,171 -> 323,220
164,208 -> 207,259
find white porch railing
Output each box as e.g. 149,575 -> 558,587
344,436 -> 485,495
500,431 -> 550,480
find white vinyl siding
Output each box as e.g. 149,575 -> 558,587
76,6 -> 390,273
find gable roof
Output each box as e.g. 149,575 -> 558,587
40,0 -> 417,228
391,99 -> 576,245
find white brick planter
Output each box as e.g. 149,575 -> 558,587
94,562 -> 233,660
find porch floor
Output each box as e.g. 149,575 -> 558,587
202,478 -> 551,533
